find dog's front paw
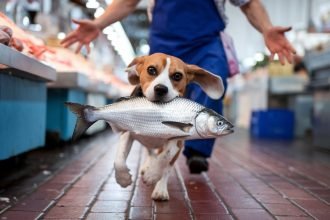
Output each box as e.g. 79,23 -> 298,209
142,167 -> 162,185
115,168 -> 132,187
152,184 -> 169,201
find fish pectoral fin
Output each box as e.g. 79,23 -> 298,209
162,121 -> 193,132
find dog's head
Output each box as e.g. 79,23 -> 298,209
125,53 -> 224,102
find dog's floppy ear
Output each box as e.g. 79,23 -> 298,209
125,56 -> 145,85
186,64 -> 224,99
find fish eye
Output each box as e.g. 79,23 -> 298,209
147,66 -> 157,76
216,120 -> 224,126
171,72 -> 183,81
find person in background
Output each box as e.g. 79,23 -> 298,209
61,0 -> 296,174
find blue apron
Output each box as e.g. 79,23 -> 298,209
149,0 -> 229,157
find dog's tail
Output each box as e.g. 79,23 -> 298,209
65,102 -> 98,141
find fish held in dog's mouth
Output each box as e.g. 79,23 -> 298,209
65,96 -> 234,141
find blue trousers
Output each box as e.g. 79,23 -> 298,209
181,38 -> 229,158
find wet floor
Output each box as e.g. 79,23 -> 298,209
0,129 -> 329,220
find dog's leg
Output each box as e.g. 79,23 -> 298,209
142,140 -> 182,185
114,131 -> 134,187
151,140 -> 183,201
151,166 -> 171,200
140,148 -> 156,176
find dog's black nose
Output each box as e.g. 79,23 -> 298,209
154,84 -> 168,96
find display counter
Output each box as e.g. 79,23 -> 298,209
305,49 -> 330,149
0,44 -> 56,160
46,72 -> 108,141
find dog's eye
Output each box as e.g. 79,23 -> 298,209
171,72 -> 183,81
147,66 -> 157,76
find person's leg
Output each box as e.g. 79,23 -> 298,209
182,39 -> 229,174
184,83 -> 223,158
183,83 -> 224,173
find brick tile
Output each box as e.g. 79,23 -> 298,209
10,198 -> 53,212
258,174 -> 284,183
130,191 -> 153,207
213,184 -> 248,197
37,183 -> 68,192
43,206 -> 88,219
57,195 -> 95,207
322,197 -> 330,203
0,202 -> 9,213
245,186 -> 279,195
74,179 -> 103,189
223,196 -> 262,209
40,219 -> 79,220
48,174 -> 78,184
254,194 -> 291,204
167,191 -> 186,201
134,182 -> 154,192
187,190 -> 218,201
276,217 -> 313,220
66,187 -> 99,196
186,182 -> 212,192
167,183 -> 183,191
91,201 -> 128,213
191,201 -> 228,214
0,210 -> 40,220
309,189 -> 330,197
105,176 -> 118,184
263,203 -> 307,216
295,180 -> 325,189
129,206 -> 152,219
194,214 -> 234,220
28,189 -> 64,200
232,209 -> 273,220
86,213 -> 126,220
154,200 -> 189,214
102,183 -> 133,191
271,182 -> 296,190
98,191 -> 131,201
293,199 -> 330,217
154,213 -> 191,220
279,189 -> 315,200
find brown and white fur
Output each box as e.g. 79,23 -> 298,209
114,53 -> 224,200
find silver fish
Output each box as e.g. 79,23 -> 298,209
66,97 -> 234,147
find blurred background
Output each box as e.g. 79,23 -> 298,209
0,0 -> 330,160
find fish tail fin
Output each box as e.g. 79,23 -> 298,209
65,102 -> 97,141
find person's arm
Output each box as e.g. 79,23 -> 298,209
240,0 -> 296,64
61,0 -> 140,53
94,0 -> 140,29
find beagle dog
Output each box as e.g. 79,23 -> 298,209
114,53 -> 224,200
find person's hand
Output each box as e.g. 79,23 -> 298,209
61,19 -> 101,53
263,26 -> 296,65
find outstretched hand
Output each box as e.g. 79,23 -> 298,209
61,19 -> 101,53
263,26 -> 296,65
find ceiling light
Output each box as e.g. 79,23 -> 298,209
86,0 -> 99,9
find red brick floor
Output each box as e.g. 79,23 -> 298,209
1,130 -> 330,220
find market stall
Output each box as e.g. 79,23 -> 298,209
0,43 -> 56,160
0,0 -> 134,158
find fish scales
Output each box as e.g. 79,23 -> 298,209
94,97 -> 203,138
65,96 -> 234,142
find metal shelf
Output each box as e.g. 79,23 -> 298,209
47,71 -> 110,95
0,44 -> 56,82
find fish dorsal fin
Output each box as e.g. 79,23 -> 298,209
162,121 -> 193,132
114,96 -> 131,103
